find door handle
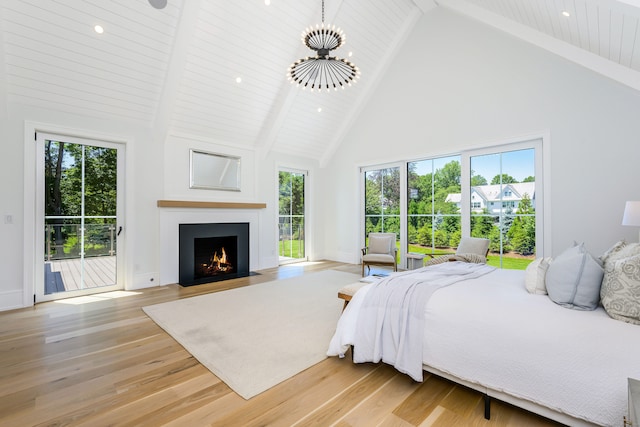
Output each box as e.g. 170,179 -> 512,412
117,226 -> 123,236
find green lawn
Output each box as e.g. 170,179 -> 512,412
279,240 -> 304,258
281,240 -> 534,270
407,244 -> 533,270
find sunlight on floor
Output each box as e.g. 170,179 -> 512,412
53,290 -> 142,305
280,261 -> 326,268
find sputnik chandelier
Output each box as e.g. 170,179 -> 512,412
287,0 -> 360,92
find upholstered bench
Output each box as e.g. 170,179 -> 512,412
338,281 -> 369,310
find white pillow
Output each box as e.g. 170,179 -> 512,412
524,257 -> 552,295
545,243 -> 603,310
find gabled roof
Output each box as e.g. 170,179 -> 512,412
474,182 -> 535,202
446,182 -> 535,204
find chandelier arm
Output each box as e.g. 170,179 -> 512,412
331,62 -> 342,89
292,59 -> 323,88
296,59 -> 320,84
327,60 -> 350,87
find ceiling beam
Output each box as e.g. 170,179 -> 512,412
152,0 -> 202,145
319,5 -> 425,167
438,0 -> 640,92
411,0 -> 438,14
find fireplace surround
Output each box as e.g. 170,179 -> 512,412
179,222 -> 250,286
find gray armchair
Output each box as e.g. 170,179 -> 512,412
424,237 -> 490,267
361,232 -> 398,276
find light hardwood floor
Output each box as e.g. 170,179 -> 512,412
0,261 -> 563,426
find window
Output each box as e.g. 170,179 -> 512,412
468,144 -> 539,269
362,138 -> 544,270
278,169 -> 306,264
407,156 -> 461,256
364,166 -> 400,237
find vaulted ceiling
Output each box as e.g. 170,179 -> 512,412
1,0 -> 639,164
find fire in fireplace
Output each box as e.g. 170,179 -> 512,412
194,235 -> 237,280
179,222 -> 250,286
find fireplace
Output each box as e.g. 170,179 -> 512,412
179,222 -> 250,286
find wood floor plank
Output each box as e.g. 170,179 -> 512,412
335,370 -> 419,426
392,374 -> 456,426
0,261 -> 563,427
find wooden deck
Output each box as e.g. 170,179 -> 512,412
45,256 -> 116,294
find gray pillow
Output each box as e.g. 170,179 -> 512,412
545,243 -> 604,310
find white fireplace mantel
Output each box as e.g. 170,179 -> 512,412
157,200 -> 266,209
158,201 -> 264,286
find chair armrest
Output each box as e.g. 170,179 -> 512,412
425,252 -> 454,259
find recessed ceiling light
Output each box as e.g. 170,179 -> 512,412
265,0 -> 271,5
348,51 -> 353,57
562,11 -> 571,17
317,107 -> 322,113
236,77 -> 242,83
94,25 -> 104,34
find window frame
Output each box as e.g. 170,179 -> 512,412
360,135 -> 550,270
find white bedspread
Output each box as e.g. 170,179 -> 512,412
330,262 -> 494,381
328,267 -> 640,427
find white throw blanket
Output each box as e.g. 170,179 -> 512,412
329,262 -> 494,381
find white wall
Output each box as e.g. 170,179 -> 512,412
320,8 -> 640,262
160,135 -> 321,279
0,103 -> 162,311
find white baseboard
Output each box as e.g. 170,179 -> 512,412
0,289 -> 28,312
260,255 -> 279,270
130,272 -> 160,290
333,251 -> 360,265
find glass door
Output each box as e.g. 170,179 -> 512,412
36,133 -> 124,302
278,169 -> 306,264
363,166 -> 401,263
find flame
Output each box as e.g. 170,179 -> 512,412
211,247 -> 227,267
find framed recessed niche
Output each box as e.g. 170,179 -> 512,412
189,149 -> 241,191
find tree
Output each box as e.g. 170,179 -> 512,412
434,161 -> 460,190
45,140 -> 66,256
491,173 -> 517,185
508,194 -> 536,255
364,168 -> 400,235
279,172 -> 305,240
45,141 -> 118,258
522,176 -> 535,183
471,173 -> 487,186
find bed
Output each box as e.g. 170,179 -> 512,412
327,262 -> 640,427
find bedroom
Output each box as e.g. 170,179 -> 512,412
1,0 -> 640,424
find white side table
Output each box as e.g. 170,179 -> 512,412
406,252 -> 425,270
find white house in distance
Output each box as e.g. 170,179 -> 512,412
446,182 -> 535,214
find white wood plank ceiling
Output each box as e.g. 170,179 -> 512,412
1,0 -> 639,163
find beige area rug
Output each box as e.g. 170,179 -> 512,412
142,269 -> 360,399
